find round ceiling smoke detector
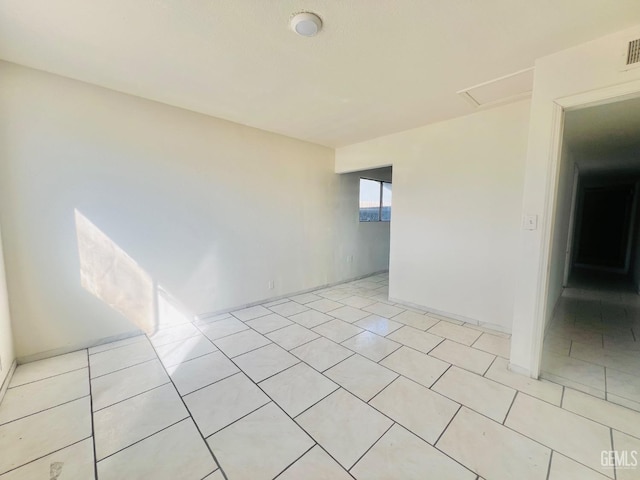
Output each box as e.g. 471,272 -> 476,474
290,12 -> 322,37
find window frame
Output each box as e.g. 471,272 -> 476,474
359,177 -> 392,223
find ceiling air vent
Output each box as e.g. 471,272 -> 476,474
627,38 -> 640,66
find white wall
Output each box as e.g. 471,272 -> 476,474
0,62 -> 388,360
334,167 -> 392,280
337,100 -> 530,331
0,224 -> 15,393
511,24 -> 640,375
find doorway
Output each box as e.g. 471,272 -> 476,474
539,95 -> 640,411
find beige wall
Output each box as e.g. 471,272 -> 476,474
336,100 -> 530,331
0,225 -> 15,392
0,62 -> 389,360
511,24 -> 640,375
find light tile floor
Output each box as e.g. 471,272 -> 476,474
1,272 -> 639,479
542,284 -> 640,411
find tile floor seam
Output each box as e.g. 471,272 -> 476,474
277,333 -> 322,352
270,442 -> 316,479
150,331 -> 203,349
502,390 -> 519,425
0,393 -> 91,428
95,416 -> 189,463
499,395 -> 618,476
610,428 -> 618,480
0,436 -> 93,477
482,355 -> 498,376
290,385 -> 341,420
200,326 -> 250,342
180,371 -> 245,399
7,365 -> 88,390
347,421 -> 396,473
229,311 -> 272,322
222,340 -> 276,359
199,471 -> 219,480
91,381 -> 172,413
207,341 -> 358,477
252,321 -> 295,335
202,401 -> 272,440
86,349 -> 99,480
253,360 -> 302,384
372,343 -> 403,364
146,338 -> 229,480
89,357 -> 157,380
545,450 -> 553,480
365,375 -> 401,405
159,349 -> 220,369
313,349 -> 356,374
88,336 -> 147,355
433,404 -> 463,446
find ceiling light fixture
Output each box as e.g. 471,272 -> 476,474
290,12 -> 322,37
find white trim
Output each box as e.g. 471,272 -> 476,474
530,77 -> 640,378
563,164 -> 580,286
0,359 -> 17,403
529,101 -> 565,379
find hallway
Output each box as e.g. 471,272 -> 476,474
542,271 -> 640,411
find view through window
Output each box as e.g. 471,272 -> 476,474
359,178 -> 392,222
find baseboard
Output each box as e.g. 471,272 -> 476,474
15,271 -> 390,364
388,297 -> 512,335
508,362 -> 532,378
196,270 -> 389,320
0,359 -> 17,404
16,329 -> 143,365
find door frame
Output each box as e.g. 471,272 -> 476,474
529,78 -> 640,379
562,164 -> 580,286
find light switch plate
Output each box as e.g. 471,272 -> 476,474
523,214 -> 538,230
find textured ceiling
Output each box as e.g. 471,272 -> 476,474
1,1 -> 640,147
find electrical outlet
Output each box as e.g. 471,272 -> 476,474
268,280 -> 274,290
347,255 -> 353,263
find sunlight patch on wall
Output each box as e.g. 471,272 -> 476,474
75,209 -> 156,334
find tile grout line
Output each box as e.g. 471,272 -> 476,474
611,427 -> 618,480
0,436 -> 93,477
433,404 -> 463,446
366,375 -> 400,405
482,355 -> 498,377
7,365 -> 88,390
146,336 -> 230,480
195,321 -> 357,477
545,450 -> 553,480
203,401 -> 271,440
95,416 -> 189,463
90,357 -> 158,380
88,335 -> 148,356
502,391 -> 519,425
347,421 -> 396,473
0,393 -> 91,428
180,371 -> 243,399
92,381 -> 172,413
159,348 -> 224,370
86,349 -> 99,480
291,385 -> 341,420
195,299 -> 415,469
271,442 -> 317,479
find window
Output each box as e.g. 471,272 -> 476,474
359,178 -> 392,222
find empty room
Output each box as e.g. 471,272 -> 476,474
1,2 -> 640,479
